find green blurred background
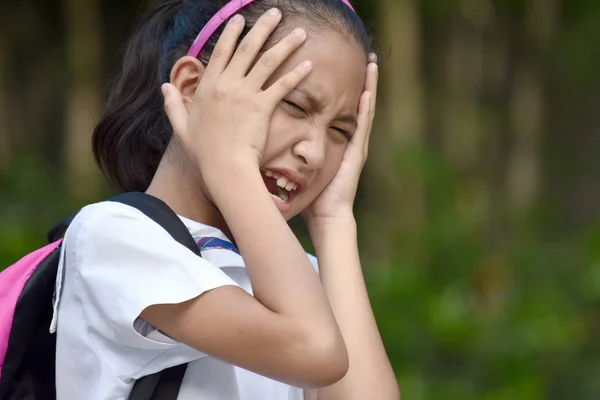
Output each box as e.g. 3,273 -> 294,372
2,0 -> 600,398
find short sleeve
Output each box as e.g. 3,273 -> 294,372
62,201 -> 240,374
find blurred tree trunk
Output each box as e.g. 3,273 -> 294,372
506,67 -> 542,213
505,0 -> 558,214
440,0 -> 496,237
64,0 -> 103,202
362,0 -> 424,265
0,36 -> 9,173
441,0 -> 490,172
438,0 -> 514,312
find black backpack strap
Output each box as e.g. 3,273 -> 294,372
47,216 -> 75,243
109,192 -> 193,400
112,192 -> 199,256
128,364 -> 188,400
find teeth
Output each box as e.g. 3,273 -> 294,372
263,170 -> 299,192
277,176 -> 289,189
270,191 -> 289,203
263,170 -> 281,179
277,188 -> 289,202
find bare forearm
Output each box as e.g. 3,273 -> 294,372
309,217 -> 399,399
206,161 -> 338,327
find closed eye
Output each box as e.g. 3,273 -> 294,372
333,127 -> 352,141
283,100 -> 352,141
283,100 -> 306,114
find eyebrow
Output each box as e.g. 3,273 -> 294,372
292,89 -> 358,128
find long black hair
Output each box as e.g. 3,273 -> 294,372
92,0 -> 372,192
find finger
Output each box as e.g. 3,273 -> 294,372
264,60 -> 313,102
161,83 -> 188,139
351,91 -> 372,155
364,62 -> 379,102
246,28 -> 307,88
203,15 -> 246,77
364,63 -> 379,152
226,8 -> 283,77
368,52 -> 378,64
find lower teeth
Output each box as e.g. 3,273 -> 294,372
277,188 -> 289,202
270,189 -> 289,203
270,193 -> 284,202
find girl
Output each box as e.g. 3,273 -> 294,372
52,0 -> 399,398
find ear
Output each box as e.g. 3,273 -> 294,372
169,56 -> 206,111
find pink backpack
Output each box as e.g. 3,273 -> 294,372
0,193 -> 195,400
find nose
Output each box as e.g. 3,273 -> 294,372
292,126 -> 327,169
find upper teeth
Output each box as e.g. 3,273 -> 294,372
264,170 -> 299,192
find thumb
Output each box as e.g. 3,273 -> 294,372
161,83 -> 188,138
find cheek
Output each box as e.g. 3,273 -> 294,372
287,143 -> 346,219
321,144 -> 346,183
306,144 -> 346,195
262,109 -> 297,157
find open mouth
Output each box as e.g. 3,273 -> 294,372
260,170 -> 300,205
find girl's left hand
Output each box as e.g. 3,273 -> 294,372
302,54 -> 379,227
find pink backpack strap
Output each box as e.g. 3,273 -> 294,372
0,240 -> 62,377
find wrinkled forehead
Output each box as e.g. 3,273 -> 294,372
295,30 -> 368,109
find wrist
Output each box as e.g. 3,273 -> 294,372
201,151 -> 259,178
199,148 -> 260,173
201,155 -> 262,198
306,208 -> 355,230
307,214 -> 357,243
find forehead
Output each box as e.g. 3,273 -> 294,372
273,28 -> 367,110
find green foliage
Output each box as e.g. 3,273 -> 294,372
367,150 -> 599,400
0,156 -> 96,269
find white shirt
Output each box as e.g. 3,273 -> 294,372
51,201 -> 319,400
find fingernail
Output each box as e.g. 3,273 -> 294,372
161,84 -> 168,96
231,14 -> 243,23
268,8 -> 280,16
293,28 -> 306,38
301,60 -> 312,69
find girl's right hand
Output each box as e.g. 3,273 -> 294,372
162,8 -> 312,178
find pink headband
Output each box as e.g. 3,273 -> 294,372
187,0 -> 356,58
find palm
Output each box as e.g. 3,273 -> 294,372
302,59 -> 378,224
304,139 -> 364,219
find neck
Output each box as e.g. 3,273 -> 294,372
146,151 -> 234,241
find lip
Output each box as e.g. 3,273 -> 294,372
262,167 -> 308,192
270,193 -> 293,213
260,167 -> 307,214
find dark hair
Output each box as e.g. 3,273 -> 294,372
93,0 -> 372,192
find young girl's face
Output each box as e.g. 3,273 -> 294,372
258,28 -> 368,220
